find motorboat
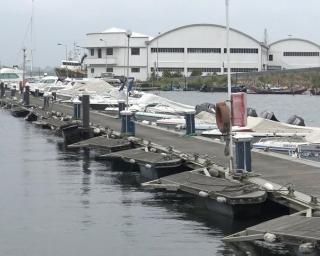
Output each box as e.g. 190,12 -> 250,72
249,85 -> 307,95
55,60 -> 86,78
252,137 -> 320,158
253,137 -> 307,152
0,67 -> 23,89
29,76 -> 62,95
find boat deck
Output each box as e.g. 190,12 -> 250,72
223,212 -> 320,245
145,170 -> 266,201
247,215 -> 320,241
68,136 -> 132,151
101,148 -> 182,167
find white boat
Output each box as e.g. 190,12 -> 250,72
252,137 -> 320,158
0,67 -> 23,89
252,137 -> 307,153
135,112 -> 182,123
29,76 -> 62,95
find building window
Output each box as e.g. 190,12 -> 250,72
187,68 -> 221,73
131,68 -> 140,73
187,48 -> 221,53
106,67 -> 113,73
224,48 -> 259,54
269,54 -> 273,61
151,67 -> 184,72
224,68 -> 258,73
98,48 -> 102,58
90,68 -> 94,74
90,49 -> 94,56
283,52 -> 320,56
106,48 -> 113,55
151,48 -> 184,53
131,48 -> 140,55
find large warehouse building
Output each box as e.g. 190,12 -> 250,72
84,24 -> 320,81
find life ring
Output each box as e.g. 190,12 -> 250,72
215,102 -> 231,134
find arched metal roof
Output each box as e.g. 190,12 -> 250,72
269,38 -> 320,49
148,23 -> 266,47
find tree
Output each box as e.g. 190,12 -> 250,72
162,70 -> 172,78
190,69 -> 202,77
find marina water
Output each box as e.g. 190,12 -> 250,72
1,93 -> 317,255
157,91 -> 320,127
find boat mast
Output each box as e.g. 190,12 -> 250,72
22,48 -> 27,86
226,0 -> 234,173
30,0 -> 34,77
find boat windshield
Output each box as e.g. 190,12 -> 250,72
259,136 -> 306,143
43,79 -> 56,84
0,73 -> 19,79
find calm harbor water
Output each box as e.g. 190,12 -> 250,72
157,91 -> 320,127
0,93 -> 316,255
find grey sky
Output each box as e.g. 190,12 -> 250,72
1,0 -> 319,68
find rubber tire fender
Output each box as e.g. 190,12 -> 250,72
215,102 -> 231,134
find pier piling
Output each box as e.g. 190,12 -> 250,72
10,88 -> 16,98
43,95 -> 50,110
234,134 -> 253,172
185,110 -> 196,136
0,82 -> 5,98
24,85 -> 30,106
52,92 -> 57,101
118,99 -> 126,118
120,110 -> 135,136
73,99 -> 81,120
81,94 -> 90,129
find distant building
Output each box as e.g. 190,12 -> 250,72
268,38 -> 320,70
84,24 -> 320,81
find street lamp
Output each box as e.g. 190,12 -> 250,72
57,43 -> 68,78
126,30 -> 132,109
156,32 -> 161,79
99,38 -> 108,75
225,0 -> 233,173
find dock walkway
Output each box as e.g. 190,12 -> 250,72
29,97 -> 320,204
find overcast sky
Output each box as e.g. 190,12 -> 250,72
1,0 -> 319,68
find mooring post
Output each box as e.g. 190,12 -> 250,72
81,94 -> 90,129
234,134 -> 253,172
52,91 -> 57,101
0,82 -> 5,98
184,110 -> 196,136
73,99 -> 81,120
118,99 -> 126,118
10,88 -> 16,98
120,110 -> 135,136
24,85 -> 30,106
43,94 -> 49,110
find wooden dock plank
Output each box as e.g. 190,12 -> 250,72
247,215 -> 320,241
68,136 -> 132,150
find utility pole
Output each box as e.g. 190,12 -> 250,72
126,30 -> 132,110
226,0 -> 234,173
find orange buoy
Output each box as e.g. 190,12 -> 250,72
215,102 -> 231,134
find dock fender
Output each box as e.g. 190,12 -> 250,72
215,102 -> 231,134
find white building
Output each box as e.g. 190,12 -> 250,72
85,27 -> 151,81
147,24 -> 268,78
84,24 -> 320,81
268,38 -> 320,70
